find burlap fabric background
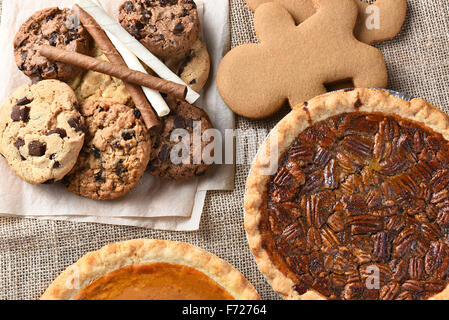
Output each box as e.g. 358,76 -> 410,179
1,0 -> 448,300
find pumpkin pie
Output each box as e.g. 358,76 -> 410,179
41,239 -> 260,300
245,88 -> 449,300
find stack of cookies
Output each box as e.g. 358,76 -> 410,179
0,0 -> 214,201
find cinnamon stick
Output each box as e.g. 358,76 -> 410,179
38,45 -> 187,101
73,5 -> 159,130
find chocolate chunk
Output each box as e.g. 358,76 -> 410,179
354,98 -> 363,109
50,153 -> 56,160
13,139 -> 25,149
115,160 -> 128,177
173,115 -> 185,129
20,107 -> 30,122
53,161 -> 61,169
173,22 -> 184,34
28,141 -> 46,157
11,106 -> 21,121
122,131 -> 135,141
181,8 -> 189,17
178,56 -> 192,75
11,106 -> 30,122
16,97 -> 31,106
94,171 -> 105,183
124,1 -> 135,12
158,144 -> 170,162
90,146 -> 101,159
48,32 -> 58,46
45,13 -> 56,22
68,118 -> 87,133
131,26 -> 141,39
135,21 -> 144,30
133,108 -> 142,119
46,128 -> 67,139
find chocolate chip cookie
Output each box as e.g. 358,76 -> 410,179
0,80 -> 85,185
163,40 -> 210,92
147,96 -> 213,180
64,100 -> 151,200
118,0 -> 200,57
14,7 -> 91,83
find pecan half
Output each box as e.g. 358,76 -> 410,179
380,283 -> 400,300
349,215 -> 383,235
342,136 -> 373,158
425,241 -> 449,277
373,232 -> 392,263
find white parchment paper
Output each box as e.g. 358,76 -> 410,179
0,0 -> 232,231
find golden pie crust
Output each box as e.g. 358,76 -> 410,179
245,88 -> 449,300
41,239 -> 260,300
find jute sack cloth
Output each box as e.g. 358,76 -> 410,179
1,0 -> 449,300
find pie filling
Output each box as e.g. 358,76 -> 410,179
263,112 -> 449,300
74,262 -> 234,300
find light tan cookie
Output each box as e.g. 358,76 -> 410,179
162,40 -> 211,93
63,100 -> 151,201
0,80 -> 85,185
74,47 -> 131,106
246,0 -> 407,44
217,0 -> 387,119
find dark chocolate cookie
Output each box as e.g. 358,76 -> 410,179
14,7 -> 91,82
118,0 -> 200,57
63,100 -> 151,200
147,96 -> 213,180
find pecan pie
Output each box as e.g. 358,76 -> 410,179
245,88 -> 449,300
41,239 -> 259,300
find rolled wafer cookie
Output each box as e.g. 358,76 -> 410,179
38,45 -> 187,100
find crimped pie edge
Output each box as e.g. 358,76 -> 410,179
41,239 -> 260,300
244,88 -> 449,300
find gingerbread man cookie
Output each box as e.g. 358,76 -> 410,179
217,0 -> 387,119
246,0 -> 407,44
